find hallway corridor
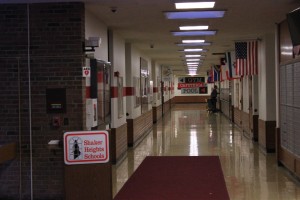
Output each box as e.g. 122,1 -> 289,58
112,104 -> 300,200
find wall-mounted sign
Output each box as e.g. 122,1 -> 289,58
82,66 -> 91,77
178,77 -> 205,83
199,87 -> 208,94
64,131 -> 109,165
181,88 -> 199,94
178,82 -> 206,89
181,87 -> 208,94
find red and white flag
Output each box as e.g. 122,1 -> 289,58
235,40 -> 258,76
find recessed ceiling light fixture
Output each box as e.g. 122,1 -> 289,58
184,48 -> 203,52
188,67 -> 198,69
164,11 -> 225,19
179,25 -> 208,30
185,55 -> 202,57
177,42 -> 211,46
175,2 -> 215,9
183,39 -> 205,43
172,30 -> 216,36
187,62 -> 199,65
186,58 -> 201,61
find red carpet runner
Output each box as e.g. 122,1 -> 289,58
114,156 -> 230,200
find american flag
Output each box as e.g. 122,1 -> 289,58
235,41 -> 258,76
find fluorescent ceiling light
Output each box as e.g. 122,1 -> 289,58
165,11 -> 225,19
188,71 -> 197,76
187,62 -> 199,65
180,49 -> 207,53
175,2 -> 215,9
185,55 -> 201,57
179,26 -> 208,30
183,39 -> 205,43
172,30 -> 216,36
184,48 -> 203,52
186,59 -> 201,61
177,42 -> 211,46
187,64 -> 198,67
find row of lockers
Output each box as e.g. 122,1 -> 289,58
280,63 -> 300,107
280,61 -> 300,155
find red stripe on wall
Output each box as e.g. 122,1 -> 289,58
111,87 -> 134,98
86,86 -> 91,98
111,86 -> 118,98
125,87 -> 135,96
153,87 -> 158,93
98,72 -> 103,83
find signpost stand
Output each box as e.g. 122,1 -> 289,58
64,130 -> 112,200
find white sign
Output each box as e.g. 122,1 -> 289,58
181,88 -> 199,94
82,66 -> 91,77
64,131 -> 109,165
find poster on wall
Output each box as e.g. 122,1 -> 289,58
133,76 -> 141,108
118,77 -> 124,118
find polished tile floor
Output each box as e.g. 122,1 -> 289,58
112,104 -> 300,200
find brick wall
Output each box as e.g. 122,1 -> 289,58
0,3 -> 85,200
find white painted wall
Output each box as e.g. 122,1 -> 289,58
125,43 -> 153,119
110,31 -> 126,128
85,10 -> 108,61
252,75 -> 259,115
258,33 -> 276,121
151,61 -> 162,107
242,77 -> 249,113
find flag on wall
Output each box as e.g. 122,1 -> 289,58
206,69 -> 213,83
225,51 -> 239,79
235,40 -> 258,76
220,58 -> 228,81
207,65 -> 220,83
213,65 -> 220,82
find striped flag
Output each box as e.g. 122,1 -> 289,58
235,40 -> 258,76
207,69 -> 213,83
225,51 -> 239,79
213,65 -> 220,82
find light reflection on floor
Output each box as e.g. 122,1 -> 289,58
112,105 -> 300,200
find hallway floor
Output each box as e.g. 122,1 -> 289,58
112,104 -> 300,200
